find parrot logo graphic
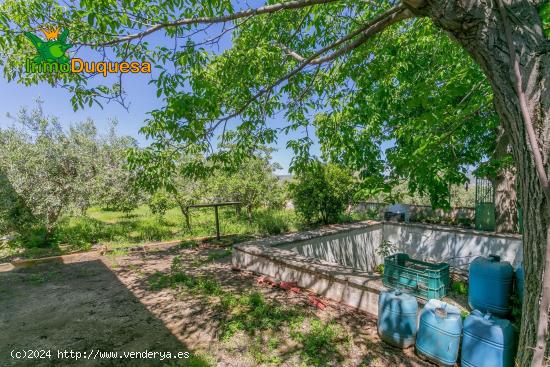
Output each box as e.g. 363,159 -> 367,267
24,26 -> 72,64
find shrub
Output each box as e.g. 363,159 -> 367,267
450,279 -> 468,295
289,162 -> 356,224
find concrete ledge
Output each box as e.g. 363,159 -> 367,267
233,230 -> 386,316
0,251 -> 101,272
236,220 -> 382,248
0,239 -> 186,272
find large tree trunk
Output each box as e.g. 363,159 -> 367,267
494,166 -> 517,232
404,0 -> 550,365
494,128 -> 518,233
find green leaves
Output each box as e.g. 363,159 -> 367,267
0,1 -> 503,210
314,19 -> 496,208
539,1 -> 550,38
0,105 -> 140,240
289,161 -> 356,224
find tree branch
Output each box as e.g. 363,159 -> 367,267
278,6 -> 413,64
497,0 -> 549,198
78,0 -> 343,46
210,4 -> 411,131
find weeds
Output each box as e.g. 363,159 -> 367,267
178,240 -> 199,249
250,336 -> 282,365
149,256 -> 351,366
219,291 -> 304,341
23,271 -> 59,284
148,269 -> 223,296
376,240 -> 397,259
291,319 -> 350,367
450,279 -> 468,295
161,351 -> 215,367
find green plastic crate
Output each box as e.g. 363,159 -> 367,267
382,253 -> 450,300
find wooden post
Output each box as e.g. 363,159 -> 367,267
214,205 -> 220,240
186,202 -> 241,240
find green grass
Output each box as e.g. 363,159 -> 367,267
1,205 -> 300,261
148,264 -> 305,341
291,319 -> 350,367
161,351 -> 216,367
23,270 -> 60,284
84,205 -> 298,246
148,257 -> 350,366
2,203 -> 373,262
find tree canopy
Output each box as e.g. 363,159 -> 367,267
0,0 -> 501,209
289,161 -> 356,224
313,19 -> 496,208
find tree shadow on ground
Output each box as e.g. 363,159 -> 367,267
0,259 -> 208,366
128,245 -> 432,367
1,241 -> 437,366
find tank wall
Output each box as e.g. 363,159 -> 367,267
383,223 -> 523,269
278,224 -> 384,272
278,222 -> 523,271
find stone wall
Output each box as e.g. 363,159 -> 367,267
353,202 -> 476,227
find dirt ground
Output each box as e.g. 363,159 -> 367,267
0,241 -> 435,367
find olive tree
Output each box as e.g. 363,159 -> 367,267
92,122 -> 142,214
0,105 -> 98,243
0,106 -> 141,241
128,148 -> 209,229
209,150 -> 284,221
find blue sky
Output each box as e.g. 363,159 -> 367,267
0,21 -> 322,175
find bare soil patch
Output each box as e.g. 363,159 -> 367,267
0,240 -> 434,366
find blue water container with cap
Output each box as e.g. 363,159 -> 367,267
461,310 -> 517,367
415,299 -> 462,366
469,255 -> 513,317
377,289 -> 418,348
